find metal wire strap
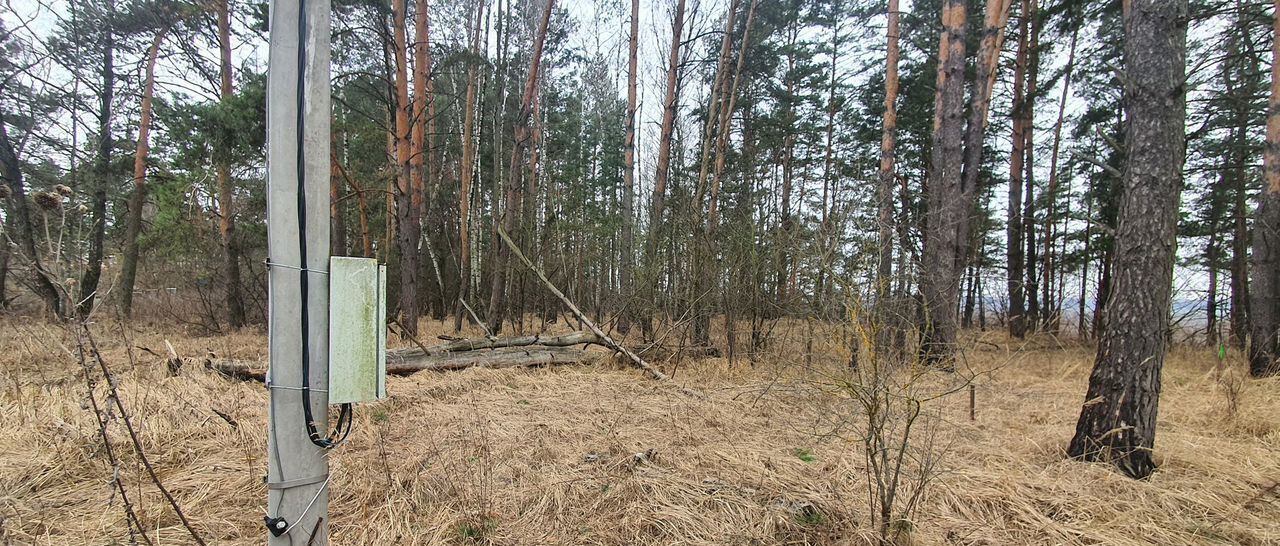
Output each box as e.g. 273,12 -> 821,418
263,260 -> 329,275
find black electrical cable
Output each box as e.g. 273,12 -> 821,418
293,0 -> 352,449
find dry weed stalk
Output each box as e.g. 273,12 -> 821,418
74,322 -> 207,545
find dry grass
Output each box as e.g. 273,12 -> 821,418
0,315 -> 1277,545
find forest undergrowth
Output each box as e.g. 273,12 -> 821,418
0,316 -> 1277,545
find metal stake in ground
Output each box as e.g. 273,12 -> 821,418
265,0 -> 333,543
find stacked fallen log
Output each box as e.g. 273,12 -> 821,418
193,333 -> 598,382
385,346 -> 585,375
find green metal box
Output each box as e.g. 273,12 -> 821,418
327,257 -> 387,404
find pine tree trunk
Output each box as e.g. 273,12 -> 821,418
690,0 -> 742,347
874,0 -> 900,359
1041,28 -> 1077,330
642,0 -> 687,341
1067,0 -> 1187,480
486,0 -> 555,335
216,0 -> 245,328
119,29 -> 165,318
618,0 -> 639,335
1230,133 -> 1250,349
1007,0 -> 1030,339
0,215 -> 8,308
920,0 -> 968,364
79,0 -> 114,317
1248,0 -> 1280,378
454,0 -> 484,332
1207,222 -> 1220,345
1022,0 -> 1041,331
0,111 -> 62,318
1079,173 -> 1093,338
393,0 -> 420,337
331,132 -> 348,256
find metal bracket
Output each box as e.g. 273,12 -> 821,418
267,472 -> 329,490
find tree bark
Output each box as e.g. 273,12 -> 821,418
0,111 -> 62,318
617,0 -> 639,335
393,0 -> 420,337
454,0 -> 485,332
1248,0 -> 1280,378
874,0 -> 900,359
486,0 -> 555,335
79,0 -> 115,317
641,0 -> 687,340
216,0 -> 245,328
1007,0 -> 1030,339
1023,0 -> 1041,331
1230,124 -> 1251,350
1042,27 -> 1078,330
919,0 -> 968,365
119,28 -> 165,318
0,214 -> 8,308
1067,0 -> 1187,480
412,0 -> 433,315
688,0 -> 741,347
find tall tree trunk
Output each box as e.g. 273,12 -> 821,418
486,0 -> 555,335
0,111 -> 63,317
1067,0 -> 1187,480
331,132 -> 348,256
1042,27 -> 1078,330
411,0 -> 431,256
412,0 -> 435,320
393,0 -> 420,336
817,14 -> 841,316
699,0 -> 759,347
1248,0 -> 1280,378
1023,1 -> 1041,331
1230,126 -> 1250,350
0,214 -> 8,308
777,22 -> 799,306
216,0 -> 245,328
79,0 -> 115,317
1007,0 -> 1030,339
618,0 -> 639,335
1207,220 -> 1220,345
874,0 -> 900,359
642,0 -> 687,341
1078,173 -> 1093,338
454,0 -> 484,332
119,28 -> 165,318
331,148 -> 372,258
689,0 -> 742,347
919,0 -> 968,364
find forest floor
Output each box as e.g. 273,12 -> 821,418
1,315 -> 1278,545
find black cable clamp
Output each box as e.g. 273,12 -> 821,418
265,515 -> 289,537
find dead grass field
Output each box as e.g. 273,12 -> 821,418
0,315 -> 1277,545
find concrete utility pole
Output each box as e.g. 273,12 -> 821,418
265,0 -> 332,543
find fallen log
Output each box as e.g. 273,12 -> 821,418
385,346 -> 586,375
196,346 -> 589,383
400,330 -> 604,357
